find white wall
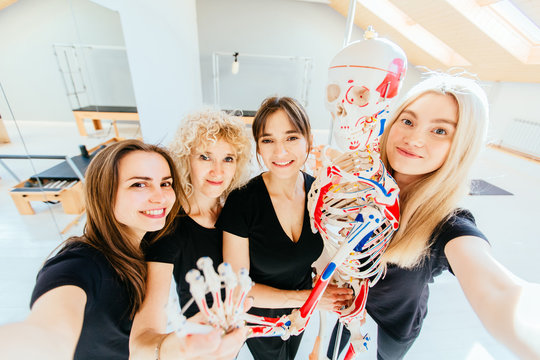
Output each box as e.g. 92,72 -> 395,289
112,0 -> 202,144
483,81 -> 540,142
3,0 -> 539,143
196,0 -> 422,131
0,0 -> 125,122
0,0 -> 202,144
196,0 -> 540,143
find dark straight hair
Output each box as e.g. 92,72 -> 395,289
68,140 -> 184,318
252,96 -> 313,155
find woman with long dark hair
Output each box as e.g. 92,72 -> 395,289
0,140 -> 246,360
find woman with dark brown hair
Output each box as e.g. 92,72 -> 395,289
217,97 -> 353,360
0,140 -> 247,360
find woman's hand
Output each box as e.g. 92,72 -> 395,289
160,327 -> 249,360
317,284 -> 354,312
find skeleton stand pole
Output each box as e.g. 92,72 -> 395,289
328,0 -> 358,145
332,321 -> 344,360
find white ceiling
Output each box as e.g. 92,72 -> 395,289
329,0 -> 540,82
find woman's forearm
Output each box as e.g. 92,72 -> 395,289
248,283 -> 310,308
0,321 -> 74,360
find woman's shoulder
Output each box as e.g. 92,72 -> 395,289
31,241 -> 108,307
440,208 -> 479,231
45,241 -> 114,279
432,208 -> 488,247
54,241 -> 104,264
302,171 -> 316,190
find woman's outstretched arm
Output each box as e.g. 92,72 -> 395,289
446,235 -> 540,359
0,285 -> 86,360
130,262 -> 174,359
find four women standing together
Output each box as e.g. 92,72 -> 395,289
1,74 -> 539,360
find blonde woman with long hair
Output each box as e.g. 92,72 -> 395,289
329,75 -> 540,360
130,110 -> 252,359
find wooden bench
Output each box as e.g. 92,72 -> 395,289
73,106 -> 138,137
4,138 -> 119,215
10,179 -> 84,215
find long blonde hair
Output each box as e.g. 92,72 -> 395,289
168,109 -> 252,213
380,74 -> 489,268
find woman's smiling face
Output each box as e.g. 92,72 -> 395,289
113,151 -> 176,241
257,109 -> 309,179
386,92 -> 458,187
189,138 -> 237,201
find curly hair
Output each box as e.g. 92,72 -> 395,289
168,109 -> 252,211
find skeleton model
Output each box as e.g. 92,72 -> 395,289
173,29 -> 407,359
164,257 -> 253,337
167,257 -> 292,339
299,28 -> 407,359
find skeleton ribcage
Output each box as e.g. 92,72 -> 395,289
307,150 -> 399,287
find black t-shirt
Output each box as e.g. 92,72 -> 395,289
215,172 -> 324,316
145,215 -> 222,318
30,242 -> 132,360
366,209 -> 488,342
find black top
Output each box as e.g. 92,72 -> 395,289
216,172 -> 324,316
366,209 -> 488,342
30,242 -> 132,360
145,215 -> 222,318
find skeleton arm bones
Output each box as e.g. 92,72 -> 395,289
446,236 -> 540,359
130,262 -> 247,360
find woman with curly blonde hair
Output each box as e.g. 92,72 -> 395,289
130,110 -> 252,359
169,109 -> 252,207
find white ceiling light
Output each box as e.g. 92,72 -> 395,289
232,52 -> 239,75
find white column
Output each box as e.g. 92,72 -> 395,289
113,0 -> 202,144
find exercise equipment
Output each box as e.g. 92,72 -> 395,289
3,138 -> 119,216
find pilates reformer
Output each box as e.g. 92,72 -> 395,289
72,105 -> 139,138
1,138 -> 119,221
52,44 -> 139,138
222,109 -> 256,125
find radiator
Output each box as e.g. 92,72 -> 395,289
500,118 -> 540,158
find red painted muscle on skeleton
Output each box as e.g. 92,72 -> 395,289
301,29 -> 407,356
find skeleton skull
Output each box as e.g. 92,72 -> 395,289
326,29 -> 407,152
